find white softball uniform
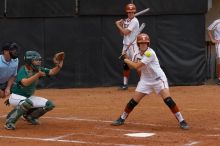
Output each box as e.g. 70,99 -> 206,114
122,44 -> 139,61
207,19 -> 220,57
132,51 -> 142,62
9,93 -> 48,107
135,48 -> 168,94
122,17 -> 139,60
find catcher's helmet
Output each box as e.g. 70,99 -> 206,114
137,33 -> 150,45
2,42 -> 19,59
24,51 -> 42,71
125,3 -> 136,13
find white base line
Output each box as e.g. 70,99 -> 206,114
42,116 -> 163,127
1,115 -> 220,130
0,135 -> 144,146
95,127 -> 147,132
204,134 -> 220,137
183,141 -> 200,146
49,133 -> 76,140
42,116 -> 220,130
0,135 -> 87,144
0,115 -> 147,145
53,132 -> 143,139
185,108 -> 220,112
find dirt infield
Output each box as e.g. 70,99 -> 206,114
0,85 -> 220,146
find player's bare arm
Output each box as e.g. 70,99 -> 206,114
21,71 -> 46,86
49,61 -> 63,76
115,19 -> 124,36
207,30 -> 218,44
208,30 -> 220,44
5,76 -> 16,96
124,58 -> 144,69
115,20 -> 131,36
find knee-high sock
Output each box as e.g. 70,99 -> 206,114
121,98 -> 138,119
164,97 -> 184,122
123,70 -> 130,85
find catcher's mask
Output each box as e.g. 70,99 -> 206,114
137,33 -> 150,47
2,42 -> 19,59
24,51 -> 42,71
125,3 -> 136,13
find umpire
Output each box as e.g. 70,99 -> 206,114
0,42 -> 19,98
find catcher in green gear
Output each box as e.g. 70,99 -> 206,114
4,50 -> 64,130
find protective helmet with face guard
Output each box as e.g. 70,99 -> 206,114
24,51 -> 42,71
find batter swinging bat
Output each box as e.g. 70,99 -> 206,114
124,22 -> 146,53
135,8 -> 150,17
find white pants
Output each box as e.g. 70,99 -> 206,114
215,42 -> 220,58
9,93 -> 48,108
136,79 -> 169,95
122,44 -> 139,61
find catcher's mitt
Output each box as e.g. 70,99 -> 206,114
53,52 -> 65,65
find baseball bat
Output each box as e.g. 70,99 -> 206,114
135,8 -> 150,17
134,23 -> 146,37
123,23 -> 146,53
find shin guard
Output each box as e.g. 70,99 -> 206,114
6,99 -> 33,124
27,100 -> 55,119
164,97 -> 179,114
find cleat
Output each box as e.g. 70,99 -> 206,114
23,115 -> 40,125
111,117 -> 125,126
4,123 -> 15,130
118,85 -> 128,90
179,120 -> 189,130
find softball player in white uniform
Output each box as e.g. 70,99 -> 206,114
115,3 -> 140,90
122,17 -> 139,59
112,33 -> 189,130
207,19 -> 220,84
135,47 -> 168,94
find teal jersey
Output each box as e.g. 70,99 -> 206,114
12,65 -> 50,97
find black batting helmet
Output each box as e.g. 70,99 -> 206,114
2,42 -> 19,59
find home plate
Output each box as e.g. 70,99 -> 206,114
125,132 -> 155,138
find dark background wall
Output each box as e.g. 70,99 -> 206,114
0,0 -> 4,17
0,0 -> 208,88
